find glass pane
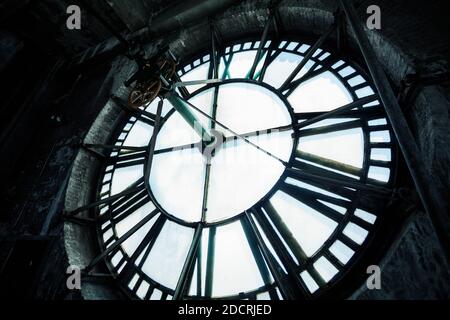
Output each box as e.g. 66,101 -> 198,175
110,164 -> 144,195
313,256 -> 339,282
368,166 -> 390,182
270,191 -> 338,257
227,50 -> 257,78
120,212 -> 159,257
298,128 -> 364,169
370,131 -> 391,143
329,240 -> 354,265
343,222 -> 368,245
205,82 -> 293,221
150,148 -> 205,222
212,222 -> 265,297
300,271 -> 319,293
123,121 -> 153,147
354,209 -> 376,224
156,89 -> 214,149
180,62 -> 210,93
216,82 -> 291,135
263,52 -> 312,88
370,148 -> 391,161
142,221 -> 195,290
207,138 -> 286,221
288,71 -> 352,113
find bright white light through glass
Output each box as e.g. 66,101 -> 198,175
99,39 -> 395,300
150,82 -> 293,222
288,71 -> 352,112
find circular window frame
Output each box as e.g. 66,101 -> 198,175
64,32 -> 401,301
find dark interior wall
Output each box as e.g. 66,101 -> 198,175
0,51 -> 119,299
0,0 -> 449,299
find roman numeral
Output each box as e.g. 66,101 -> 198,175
286,163 -> 356,199
279,23 -> 336,92
292,96 -> 380,139
106,148 -> 148,168
204,226 -> 216,297
257,40 -> 283,82
81,143 -> 148,165
296,150 -> 362,177
282,54 -> 337,97
280,181 -> 349,223
295,102 -> 384,123
174,73 -> 190,99
247,13 -> 273,80
97,182 -> 150,225
119,214 -> 166,285
208,22 -> 221,80
84,208 -> 160,272
243,210 -> 309,300
173,225 -> 203,299
66,177 -> 147,218
286,161 -> 392,214
298,119 -> 363,137
240,216 -> 280,300
221,53 -> 233,80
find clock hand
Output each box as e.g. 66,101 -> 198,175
175,95 -> 289,166
216,94 -> 380,142
165,91 -> 214,144
222,124 -> 294,142
152,124 -> 292,155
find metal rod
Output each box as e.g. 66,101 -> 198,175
210,22 -> 219,80
204,226 -> 216,297
144,99 -> 164,183
339,0 -> 450,259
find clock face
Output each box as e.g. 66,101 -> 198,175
94,38 -> 396,300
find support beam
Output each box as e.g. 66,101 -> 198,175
339,0 -> 450,259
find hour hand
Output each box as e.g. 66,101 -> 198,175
165,92 -> 214,145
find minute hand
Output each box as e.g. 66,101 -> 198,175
176,95 -> 288,166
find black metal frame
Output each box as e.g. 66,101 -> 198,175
64,5 -> 407,300
339,0 -> 450,260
